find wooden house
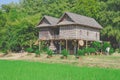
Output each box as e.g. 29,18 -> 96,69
37,12 -> 103,54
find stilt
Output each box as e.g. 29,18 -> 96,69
74,45 -> 76,54
78,40 -> 79,50
86,40 -> 88,48
66,39 -> 68,50
73,40 -> 76,54
59,40 -> 62,53
39,40 -> 41,51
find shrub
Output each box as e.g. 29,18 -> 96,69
61,49 -> 69,57
102,42 -> 111,52
115,49 -> 120,53
109,48 -> 115,55
119,49 -> 120,53
83,48 -> 89,54
91,41 -> 101,51
89,48 -> 96,53
1,49 -> 8,54
77,49 -> 84,56
46,49 -> 53,56
82,47 -> 96,55
26,47 -> 34,53
35,50 -> 41,55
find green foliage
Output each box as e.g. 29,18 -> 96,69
77,49 -> 84,56
1,49 -> 8,54
115,49 -> 120,53
91,41 -> 101,51
26,47 -> 34,53
61,49 -> 69,57
83,47 -> 96,54
102,42 -> 111,52
35,49 -> 41,55
109,48 -> 115,55
46,49 -> 53,56
89,48 -> 96,53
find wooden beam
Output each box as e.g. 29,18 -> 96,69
74,45 -> 76,54
59,40 -> 62,53
86,40 -> 88,48
78,40 -> 79,50
39,40 -> 41,51
66,39 -> 68,50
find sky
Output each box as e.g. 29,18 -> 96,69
0,0 -> 20,6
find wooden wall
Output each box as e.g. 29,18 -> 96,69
76,26 -> 100,41
59,25 -> 100,41
39,28 -> 52,40
39,25 -> 100,41
60,26 -> 77,39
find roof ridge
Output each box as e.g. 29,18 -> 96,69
65,12 -> 94,19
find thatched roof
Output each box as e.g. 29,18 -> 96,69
37,15 -> 59,28
57,12 -> 103,29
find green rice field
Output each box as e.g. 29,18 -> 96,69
0,60 -> 120,80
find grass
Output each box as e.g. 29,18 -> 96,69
0,60 -> 120,80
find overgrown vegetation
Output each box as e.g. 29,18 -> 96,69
35,49 -> 41,57
61,49 -> 69,58
77,49 -> 84,56
46,49 -> 53,57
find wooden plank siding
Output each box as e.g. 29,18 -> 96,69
39,25 -> 100,41
60,26 -> 77,39
59,25 -> 100,41
76,26 -> 100,41
39,28 -> 52,40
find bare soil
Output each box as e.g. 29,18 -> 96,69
0,52 -> 120,69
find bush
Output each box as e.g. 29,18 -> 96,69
46,49 -> 53,56
115,49 -> 120,53
35,50 -> 41,55
83,47 -> 96,54
1,49 -> 8,54
91,41 -> 101,51
26,47 -> 34,53
89,48 -> 96,53
77,49 -> 84,56
109,48 -> 115,55
102,42 -> 111,52
118,49 -> 120,53
83,48 -> 89,54
61,49 -> 69,57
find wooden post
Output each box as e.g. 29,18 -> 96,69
59,40 -> 62,53
66,39 -> 68,50
39,40 -> 41,51
74,45 -> 76,54
86,40 -> 88,48
73,40 -> 76,54
78,40 -> 79,50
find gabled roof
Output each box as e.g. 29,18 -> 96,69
57,12 -> 103,29
37,15 -> 59,28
